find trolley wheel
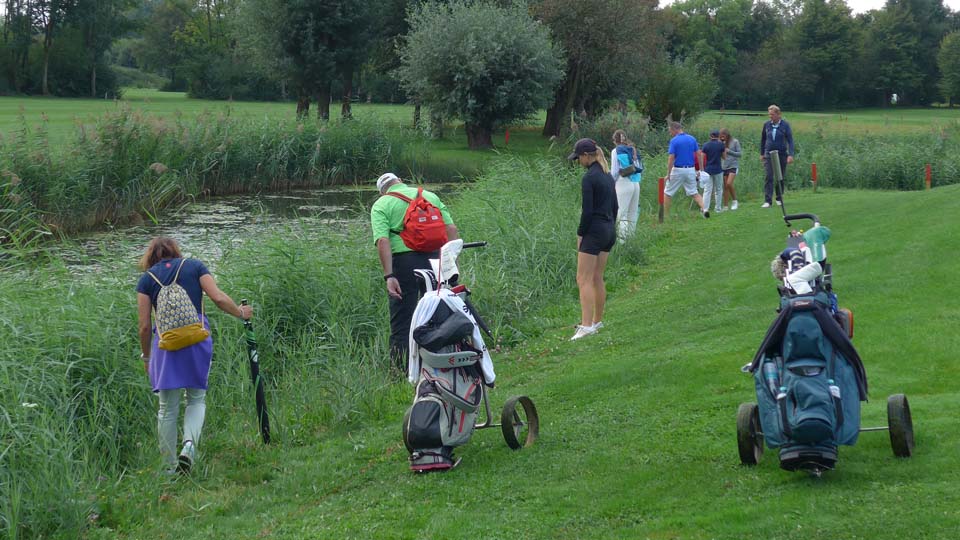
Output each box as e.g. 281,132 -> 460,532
736,402 -> 764,465
837,308 -> 854,339
402,406 -> 413,454
501,395 -> 539,450
887,394 -> 914,458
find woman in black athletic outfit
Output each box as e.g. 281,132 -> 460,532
567,138 -> 618,341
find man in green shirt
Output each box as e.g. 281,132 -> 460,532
370,172 -> 459,372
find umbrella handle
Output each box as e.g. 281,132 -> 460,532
240,299 -> 253,330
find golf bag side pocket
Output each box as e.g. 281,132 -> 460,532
754,357 -> 786,448
781,359 -> 836,444
406,380 -> 445,450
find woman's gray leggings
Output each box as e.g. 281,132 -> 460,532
157,388 -> 206,465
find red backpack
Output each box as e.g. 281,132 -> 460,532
387,186 -> 448,252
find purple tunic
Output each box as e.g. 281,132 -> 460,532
147,316 -> 213,392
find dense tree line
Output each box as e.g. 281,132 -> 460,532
2,0 -> 960,140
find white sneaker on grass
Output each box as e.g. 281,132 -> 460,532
591,321 -> 604,331
731,200 -> 739,210
177,441 -> 196,474
775,200 -> 782,206
570,325 -> 597,341
761,202 -> 771,208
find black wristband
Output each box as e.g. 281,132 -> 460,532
383,273 -> 395,281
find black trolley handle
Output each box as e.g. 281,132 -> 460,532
782,213 -> 821,228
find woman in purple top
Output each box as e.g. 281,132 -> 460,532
136,236 -> 253,473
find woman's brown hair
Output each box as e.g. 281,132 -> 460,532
612,129 -> 633,147
139,236 -> 182,270
720,127 -> 733,148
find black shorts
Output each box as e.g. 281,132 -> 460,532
579,224 -> 615,255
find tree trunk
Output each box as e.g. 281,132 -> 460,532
296,94 -> 310,119
542,66 -> 581,137
465,122 -> 493,150
316,84 -> 331,121
340,67 -> 353,119
42,47 -> 50,95
91,64 -> 97,98
42,18 -> 53,96
428,109 -> 443,139
413,99 -> 421,128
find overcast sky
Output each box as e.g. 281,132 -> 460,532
824,0 -> 959,12
659,0 -> 960,13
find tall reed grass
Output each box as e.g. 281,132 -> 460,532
0,157 -> 650,539
0,108 -> 440,241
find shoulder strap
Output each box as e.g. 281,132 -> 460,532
146,270 -> 164,287
171,258 -> 187,284
386,191 -> 412,203
146,258 -> 188,288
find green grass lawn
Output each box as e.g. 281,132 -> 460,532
90,183 -> 960,539
5,88 -> 960,148
694,107 -> 960,139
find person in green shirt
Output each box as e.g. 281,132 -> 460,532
370,172 -> 459,373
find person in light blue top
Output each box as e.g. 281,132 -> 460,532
609,129 -> 642,239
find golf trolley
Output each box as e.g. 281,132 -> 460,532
736,212 -> 914,477
401,240 -> 539,472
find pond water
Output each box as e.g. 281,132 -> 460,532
59,184 -> 455,272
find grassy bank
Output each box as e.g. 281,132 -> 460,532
0,158 -> 639,539
0,109 -> 426,240
2,92 -> 959,247
2,158 -> 958,538
67,179 -> 960,538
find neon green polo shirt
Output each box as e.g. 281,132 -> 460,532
370,183 -> 454,254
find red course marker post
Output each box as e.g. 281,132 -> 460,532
505,128 -> 510,146
925,163 -> 932,190
658,177 -> 665,223
811,162 -> 818,192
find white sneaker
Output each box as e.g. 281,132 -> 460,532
775,200 -> 782,206
570,325 -> 597,341
714,207 -> 722,213
177,441 -> 196,474
761,202 -> 771,208
591,321 -> 604,331
731,200 -> 739,210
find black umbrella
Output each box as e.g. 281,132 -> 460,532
241,300 -> 270,444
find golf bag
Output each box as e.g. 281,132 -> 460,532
748,225 -> 868,471
403,254 -> 495,472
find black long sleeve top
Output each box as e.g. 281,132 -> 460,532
577,162 -> 618,237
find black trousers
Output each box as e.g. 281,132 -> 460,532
388,250 -> 436,372
764,150 -> 789,203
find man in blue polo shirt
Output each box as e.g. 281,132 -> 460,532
760,104 -> 795,207
664,121 -> 709,219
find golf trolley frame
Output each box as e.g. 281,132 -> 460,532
736,213 -> 915,476
403,241 -> 539,453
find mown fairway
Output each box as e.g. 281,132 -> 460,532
84,182 -> 960,540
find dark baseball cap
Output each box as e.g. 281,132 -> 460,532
567,138 -> 598,160
710,129 -> 720,137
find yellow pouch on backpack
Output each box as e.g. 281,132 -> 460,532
157,321 -> 209,351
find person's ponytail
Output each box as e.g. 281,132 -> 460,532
594,148 -> 610,174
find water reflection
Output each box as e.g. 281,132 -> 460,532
60,184 -> 454,272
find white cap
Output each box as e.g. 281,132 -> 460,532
376,172 -> 400,193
